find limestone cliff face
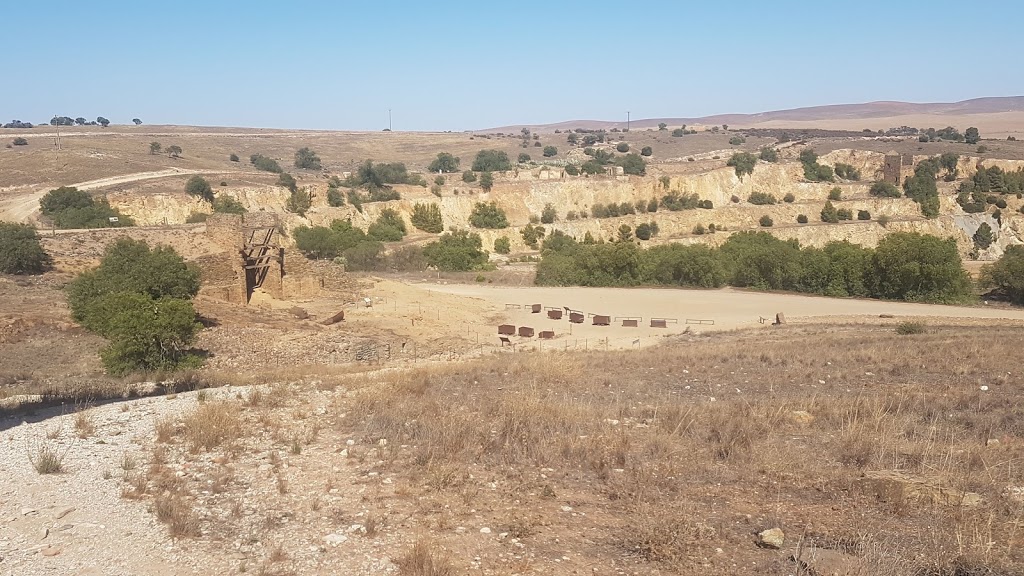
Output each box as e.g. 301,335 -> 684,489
103,150 -> 1024,258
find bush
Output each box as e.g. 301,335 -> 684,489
411,203 -> 444,234
616,153 -> 647,176
857,210 -> 871,221
783,192 -> 795,203
541,203 -> 557,224
797,214 -> 808,224
12,137 -> 27,146
250,154 -> 283,173
433,175 -> 445,186
616,142 -> 630,153
469,201 -> 508,229
834,163 -> 861,180
423,230 -> 488,271
828,188 -> 842,201
67,239 -> 202,375
517,153 -> 531,163
728,136 -> 745,145
341,241 -> 385,271
229,153 -> 239,162
286,188 -> 311,216
212,196 -> 246,214
564,164 -> 579,176
748,192 -> 777,205
759,215 -> 773,227
150,142 -> 162,154
294,147 -> 322,170
877,215 -> 890,227
903,163 -> 940,218
0,222 -> 50,274
428,152 -> 460,173
462,170 -> 477,183
869,182 -> 901,198
479,171 -> 494,192
639,146 -> 652,157
39,186 -> 134,229
965,127 -> 980,145
869,233 -> 972,303
185,212 -> 208,223
367,208 -> 407,242
327,188 -> 345,207
727,152 -> 757,179
521,224 -> 546,249
635,222 -> 657,240
895,321 -> 926,335
472,149 -> 512,172
184,176 -> 214,203
837,208 -> 853,221
493,236 -> 511,254
758,147 -> 779,162
543,146 -> 557,157
692,224 -> 706,235
277,172 -> 298,192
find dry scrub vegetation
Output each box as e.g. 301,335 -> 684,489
121,323 -> 1024,574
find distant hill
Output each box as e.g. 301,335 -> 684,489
488,96 -> 1024,134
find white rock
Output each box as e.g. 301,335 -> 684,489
324,533 -> 348,546
560,506 -> 573,512
480,527 -> 491,534
346,439 -> 355,446
980,385 -> 989,391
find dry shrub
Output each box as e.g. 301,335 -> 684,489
153,495 -> 201,537
28,442 -> 67,474
395,539 -> 453,576
705,402 -> 769,461
74,406 -> 96,438
621,504 -> 716,567
183,400 -> 241,452
155,415 -> 176,443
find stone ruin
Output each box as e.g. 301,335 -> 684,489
882,152 -> 916,185
197,213 -> 323,305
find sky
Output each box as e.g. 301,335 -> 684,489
2,0 -> 1023,131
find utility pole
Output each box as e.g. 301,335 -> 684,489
626,111 -> 630,132
388,109 -> 392,132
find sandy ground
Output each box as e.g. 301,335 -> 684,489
419,284 -> 1024,349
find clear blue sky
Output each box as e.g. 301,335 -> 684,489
3,0 -> 1022,131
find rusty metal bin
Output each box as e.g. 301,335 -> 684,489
547,310 -> 563,320
650,319 -> 667,328
518,326 -> 535,337
569,312 -> 584,324
531,304 -> 542,313
592,315 -> 610,326
498,324 -> 516,335
622,319 -> 638,327
539,330 -> 554,339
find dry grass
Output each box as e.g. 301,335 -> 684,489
153,495 -> 201,538
73,402 -> 96,438
28,442 -> 67,474
395,539 -> 454,576
347,324 -> 1024,574
182,400 -> 241,452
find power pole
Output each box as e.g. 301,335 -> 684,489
626,111 -> 630,132
388,109 -> 392,132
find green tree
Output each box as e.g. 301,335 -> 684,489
229,153 -> 240,162
149,142 -> 161,154
658,123 -> 667,130
132,118 -> 142,125
411,203 -> 444,233
472,149 -> 512,172
521,224 -> 546,249
727,152 -> 757,179
469,201 -> 508,228
748,192 -> 777,205
617,224 -> 633,242
543,145 -> 557,157
184,176 -> 214,203
423,230 -> 488,271
39,186 -> 133,229
797,214 -> 808,224
278,172 -> 298,192
479,171 -> 494,192
428,152 -> 461,173
250,154 -> 284,173
97,117 -> 110,127
540,203 -> 557,224
517,152 -> 531,163
616,142 -> 630,153
973,222 -> 994,249
981,245 -> 1024,304
828,188 -> 842,201
0,222 -> 50,274
294,147 -> 322,170
759,215 -> 774,227
286,187 -> 311,216
462,170 -> 477,183
640,146 -> 652,157
493,236 -> 511,254
965,127 -> 980,145
212,195 -> 246,214
166,145 -> 182,158
327,188 -> 345,207
857,210 -> 871,221
868,232 -> 972,303
903,163 -> 940,218
821,200 -> 839,223
834,163 -> 861,180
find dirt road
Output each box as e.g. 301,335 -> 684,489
0,168 -> 220,223
422,284 -> 1024,349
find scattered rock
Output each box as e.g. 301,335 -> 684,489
323,533 -> 348,546
41,546 -> 62,557
855,470 -> 982,507
757,528 -> 785,549
21,508 -> 37,516
480,527 -> 491,534
790,410 -> 814,425
54,507 -> 76,520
